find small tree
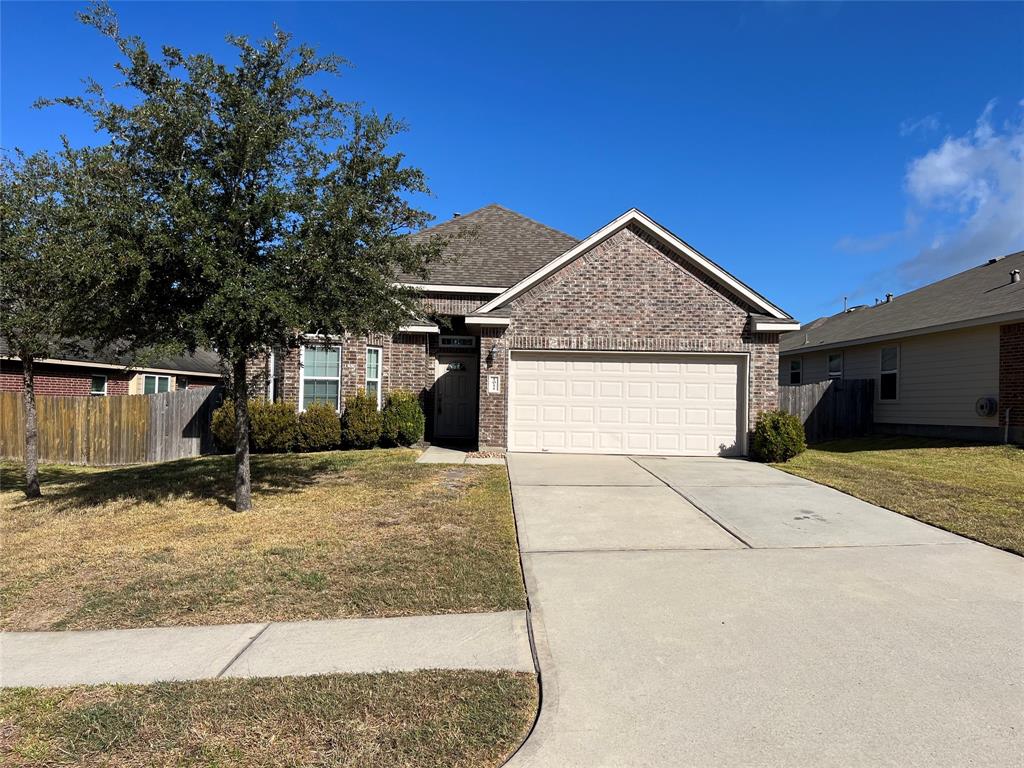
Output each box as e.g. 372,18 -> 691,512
49,3 -> 446,510
0,149 -> 124,497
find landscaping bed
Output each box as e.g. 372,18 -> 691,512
0,670 -> 537,767
0,449 -> 525,631
774,436 -> 1024,555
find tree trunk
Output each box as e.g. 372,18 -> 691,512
233,356 -> 252,512
23,355 -> 41,498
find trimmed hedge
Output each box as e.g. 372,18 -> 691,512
751,409 -> 807,463
382,390 -> 425,446
341,392 -> 383,449
298,402 -> 342,452
211,400 -> 300,454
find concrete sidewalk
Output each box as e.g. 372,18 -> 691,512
0,610 -> 533,688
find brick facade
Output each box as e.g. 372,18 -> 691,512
476,224 -> 782,449
420,293 -> 493,317
0,360 -> 217,397
999,322 -> 1024,430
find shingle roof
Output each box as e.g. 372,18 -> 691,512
0,337 -> 223,376
780,250 -> 1024,354
401,204 -> 578,288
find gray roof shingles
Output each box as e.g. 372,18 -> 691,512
780,250 -> 1024,354
0,337 -> 223,376
401,204 -> 578,288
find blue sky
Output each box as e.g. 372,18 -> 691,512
3,1 -> 1022,322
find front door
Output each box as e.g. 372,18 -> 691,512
433,353 -> 478,440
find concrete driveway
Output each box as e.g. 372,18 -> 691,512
506,454 -> 1024,768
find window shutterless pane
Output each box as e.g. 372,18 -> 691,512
90,375 -> 106,395
366,348 -> 380,379
827,353 -> 842,376
143,376 -> 156,395
303,379 -> 339,407
305,347 -> 340,378
880,372 -> 898,400
157,376 -> 170,393
366,380 -> 379,400
881,347 -> 898,371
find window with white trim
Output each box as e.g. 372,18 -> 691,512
90,375 -> 107,396
301,345 -> 341,410
880,346 -> 899,401
365,347 -> 382,409
176,376 -> 189,390
143,374 -> 171,394
788,358 -> 802,385
827,352 -> 843,379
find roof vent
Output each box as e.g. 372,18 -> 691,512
452,212 -> 461,218
1012,269 -> 1022,284
988,256 -> 1004,265
885,292 -> 894,303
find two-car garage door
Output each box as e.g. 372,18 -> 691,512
508,352 -> 747,456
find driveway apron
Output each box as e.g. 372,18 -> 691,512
506,453 -> 1024,768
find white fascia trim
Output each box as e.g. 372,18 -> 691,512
399,324 -> 441,333
0,355 -> 221,378
754,321 -> 802,332
476,209 -> 790,319
397,283 -> 505,294
464,317 -> 511,327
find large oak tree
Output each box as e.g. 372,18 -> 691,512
49,3 -> 445,510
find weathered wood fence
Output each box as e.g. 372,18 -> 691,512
778,378 -> 874,444
0,388 -> 221,465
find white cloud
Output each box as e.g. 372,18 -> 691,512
899,113 -> 941,138
898,100 -> 1024,281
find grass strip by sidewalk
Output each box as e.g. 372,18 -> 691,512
774,437 -> 1023,555
0,670 -> 538,768
1,449 -> 524,631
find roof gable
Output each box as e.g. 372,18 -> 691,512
400,204 -> 578,289
780,250 -> 1024,353
475,209 -> 793,320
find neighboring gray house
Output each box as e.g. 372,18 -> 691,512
779,250 -> 1024,443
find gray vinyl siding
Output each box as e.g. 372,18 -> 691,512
780,324 -> 1000,428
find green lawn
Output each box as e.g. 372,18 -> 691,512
774,437 -> 1024,555
1,449 -> 525,631
0,671 -> 537,768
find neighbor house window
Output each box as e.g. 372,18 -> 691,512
827,352 -> 843,378
365,347 -> 382,409
176,376 -> 189,390
90,375 -> 107,396
788,358 -> 802,385
880,346 -> 899,401
301,345 -> 341,410
143,374 -> 171,394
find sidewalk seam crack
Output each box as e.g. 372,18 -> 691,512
215,623 -> 271,679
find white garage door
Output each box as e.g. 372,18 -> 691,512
508,352 -> 746,456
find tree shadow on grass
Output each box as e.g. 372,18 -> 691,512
2,451 -> 380,511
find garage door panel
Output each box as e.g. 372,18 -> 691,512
509,352 -> 745,457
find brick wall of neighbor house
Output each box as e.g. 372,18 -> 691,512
0,362 -> 132,396
999,322 -> 1024,430
477,223 -> 781,448
478,327 -> 508,447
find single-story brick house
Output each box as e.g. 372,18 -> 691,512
0,341 -> 222,397
258,205 -> 798,456
779,250 -> 1023,444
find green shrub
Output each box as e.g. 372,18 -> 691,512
249,400 -> 299,454
211,400 -> 236,453
298,402 -> 341,452
382,390 -> 425,446
341,392 -> 382,449
751,409 -> 807,463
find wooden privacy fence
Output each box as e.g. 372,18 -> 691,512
778,378 -> 874,444
0,388 -> 221,466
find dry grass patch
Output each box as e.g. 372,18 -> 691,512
774,437 -> 1024,555
0,670 -> 538,767
1,450 -> 525,631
